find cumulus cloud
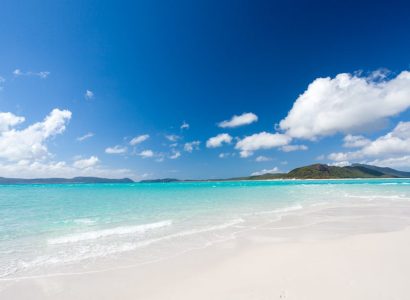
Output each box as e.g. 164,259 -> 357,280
180,121 -> 189,130
0,112 -> 25,132
329,161 -> 351,167
76,132 -> 94,142
251,167 -> 280,176
139,149 -> 154,158
279,70 -> 410,140
85,90 -> 94,100
0,109 -> 71,161
0,159 -> 134,179
280,144 -> 308,152
366,156 -> 410,168
105,145 -> 127,154
342,134 -> 371,148
255,155 -> 271,162
13,69 -> 50,79
73,156 -> 100,169
235,132 -> 291,157
184,141 -> 200,152
218,112 -> 258,128
130,134 -> 149,146
165,134 -> 180,142
0,110 -> 135,179
169,150 -> 181,159
218,152 -> 234,158
206,133 -> 232,148
328,121 -> 410,168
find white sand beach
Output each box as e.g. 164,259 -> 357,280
2,226 -> 410,300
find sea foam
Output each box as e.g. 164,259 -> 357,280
48,220 -> 172,245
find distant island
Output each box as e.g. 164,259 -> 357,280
0,177 -> 134,184
140,164 -> 410,183
1,164 -> 409,184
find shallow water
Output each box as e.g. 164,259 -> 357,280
1,179 -> 410,279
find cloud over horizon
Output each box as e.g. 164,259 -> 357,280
0,109 -> 136,179
328,121 -> 410,168
0,109 -> 72,162
279,70 -> 410,140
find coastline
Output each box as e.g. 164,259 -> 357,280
2,179 -> 410,299
2,227 -> 410,300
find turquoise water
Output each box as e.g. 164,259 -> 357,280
1,179 -> 410,279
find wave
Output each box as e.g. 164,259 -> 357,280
73,218 -> 97,225
48,220 -> 172,245
2,218 -> 244,278
245,204 -> 303,216
135,218 -> 245,248
343,194 -> 410,200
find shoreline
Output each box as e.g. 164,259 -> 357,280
2,226 -> 410,299
2,180 -> 410,299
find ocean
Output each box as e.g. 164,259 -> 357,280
1,179 -> 410,280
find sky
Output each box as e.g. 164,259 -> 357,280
1,0 -> 410,180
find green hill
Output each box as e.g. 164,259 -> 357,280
136,164 -> 409,182
245,164 -> 408,180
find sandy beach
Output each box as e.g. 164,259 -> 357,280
2,226 -> 410,300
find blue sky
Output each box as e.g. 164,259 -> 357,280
1,0 -> 410,180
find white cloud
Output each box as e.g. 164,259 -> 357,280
251,167 -> 280,176
0,159 -> 135,179
13,69 -> 50,79
130,134 -> 149,146
180,121 -> 189,130
169,150 -> 181,159
206,133 -> 232,148
0,112 -> 25,132
328,152 -> 354,162
13,69 -> 50,78
105,145 -> 127,154
85,90 -> 94,100
329,161 -> 351,167
366,156 -> 410,168
139,149 -> 154,158
342,134 -> 371,148
279,70 -> 410,140
235,132 -> 291,157
73,156 -> 100,169
38,72 -> 50,79
328,121 -> 410,168
280,144 -> 308,152
218,112 -> 258,128
76,132 -> 94,142
255,155 -> 271,162
13,69 -> 22,76
0,109 -> 71,161
184,141 -> 200,152
165,134 -> 180,142
0,110 -> 137,179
